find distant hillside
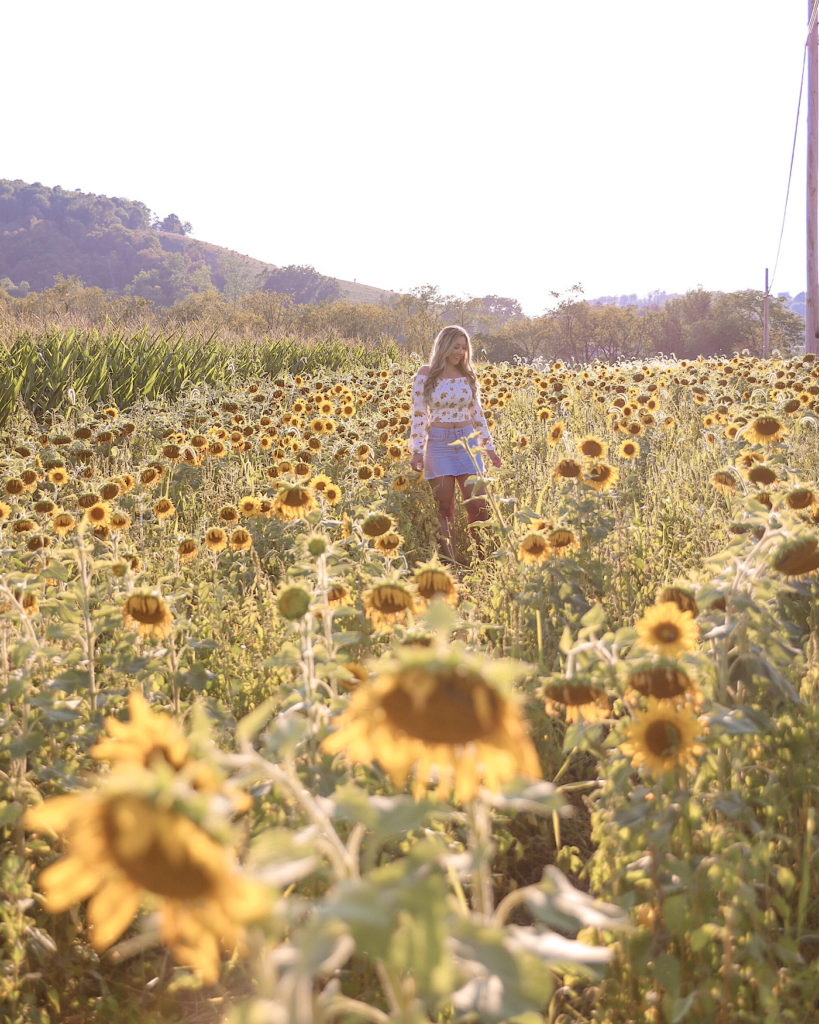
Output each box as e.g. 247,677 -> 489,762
0,179 -> 396,307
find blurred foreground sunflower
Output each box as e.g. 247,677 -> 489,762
24,791 -> 263,983
322,645 -> 540,802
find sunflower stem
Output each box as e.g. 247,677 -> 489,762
467,795 -> 494,919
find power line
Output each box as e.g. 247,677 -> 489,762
769,1 -> 819,292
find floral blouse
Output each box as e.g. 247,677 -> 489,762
409,373 -> 494,456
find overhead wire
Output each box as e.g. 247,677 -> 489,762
769,0 -> 819,292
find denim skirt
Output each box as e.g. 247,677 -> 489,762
424,426 -> 485,480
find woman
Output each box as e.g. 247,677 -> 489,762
409,325 -> 501,562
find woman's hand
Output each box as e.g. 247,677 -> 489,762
410,454 -> 424,474
487,449 -> 502,468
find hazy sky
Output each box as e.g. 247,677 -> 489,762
2,1 -> 813,313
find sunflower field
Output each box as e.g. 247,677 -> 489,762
2,339 -> 819,1024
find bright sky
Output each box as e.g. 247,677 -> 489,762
2,1 -> 814,314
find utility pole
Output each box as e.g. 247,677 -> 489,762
763,267 -> 770,358
808,0 -> 819,353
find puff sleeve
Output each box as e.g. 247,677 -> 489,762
467,388 -> 494,451
409,371 -> 429,456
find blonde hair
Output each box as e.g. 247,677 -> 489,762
423,325 -> 478,402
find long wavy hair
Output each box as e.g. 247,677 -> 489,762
423,325 -> 479,403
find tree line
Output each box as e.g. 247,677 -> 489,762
0,275 -> 805,362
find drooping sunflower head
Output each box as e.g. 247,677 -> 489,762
322,645 -> 541,802
627,660 -> 695,701
656,585 -> 699,618
543,680 -> 609,723
770,534 -> 819,578
552,459 -> 583,482
744,464 -> 778,487
742,416 -> 787,446
620,698 -> 705,777
122,591 -> 173,640
518,531 -> 551,565
229,528 -> 253,552
205,527 -> 228,552
635,601 -> 699,656
785,487 -> 817,512
547,528 -> 580,557
413,561 -> 459,608
272,484 -> 316,521
710,470 -> 738,494
362,579 -> 416,629
361,512 -> 394,538
153,498 -> 176,522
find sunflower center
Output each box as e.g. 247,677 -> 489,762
653,623 -> 681,644
644,719 -> 682,758
102,797 -> 216,899
382,670 -> 501,744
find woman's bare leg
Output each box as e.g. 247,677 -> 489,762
457,475 -> 491,560
428,475 -> 457,561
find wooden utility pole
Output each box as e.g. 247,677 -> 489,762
763,267 -> 770,358
808,0 -> 819,353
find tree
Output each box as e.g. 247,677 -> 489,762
262,264 -> 340,305
155,213 -> 192,235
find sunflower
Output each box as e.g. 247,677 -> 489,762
635,601 -> 699,656
710,470 -> 738,494
620,698 -> 705,777
744,464 -> 778,486
518,531 -> 551,565
322,645 -> 541,802
547,422 -> 565,445
547,528 -> 580,557
552,459 -> 583,482
374,531 -> 404,555
413,562 -> 459,608
153,498 -> 176,522
82,503 -> 112,530
657,585 -> 699,617
122,592 -> 173,640
229,528 -> 252,553
272,484 -> 316,521
627,661 -> 695,701
784,487 -> 817,511
47,466 -> 70,486
392,475 -> 411,493
90,692 -> 188,770
23,791 -> 262,983
362,580 -> 416,629
177,539 -> 198,563
238,496 -> 261,518
543,681 -> 609,723
618,439 -> 640,459
362,513 -> 394,538
742,416 -> 788,446
140,467 -> 161,488
770,535 -> 819,577
577,436 -> 608,460
204,527 -> 228,553
51,512 -> 77,536
583,462 -> 619,493
277,585 -> 312,621
110,511 -> 132,532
